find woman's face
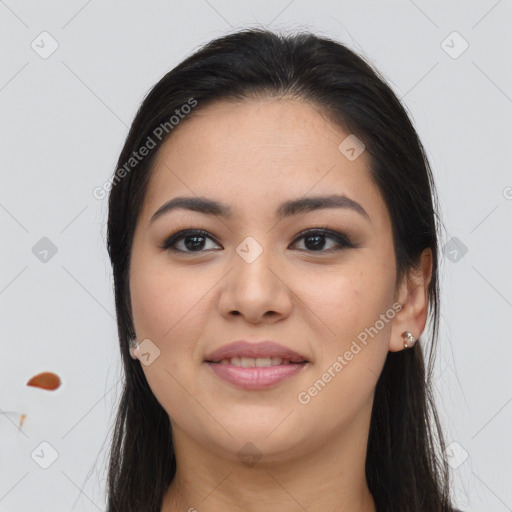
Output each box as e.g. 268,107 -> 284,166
129,98 -> 404,462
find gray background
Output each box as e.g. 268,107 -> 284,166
1,1 -> 511,510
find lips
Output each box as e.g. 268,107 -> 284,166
204,340 -> 308,364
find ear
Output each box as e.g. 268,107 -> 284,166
129,339 -> 140,360
389,248 -> 433,352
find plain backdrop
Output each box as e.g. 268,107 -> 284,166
1,1 -> 511,511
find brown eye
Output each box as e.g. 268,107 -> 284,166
160,228 -> 354,254
161,230 -> 221,253
290,229 -> 354,253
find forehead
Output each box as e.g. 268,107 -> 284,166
140,98 -> 389,229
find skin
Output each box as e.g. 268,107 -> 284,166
128,97 -> 432,512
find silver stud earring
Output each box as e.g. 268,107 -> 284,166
402,331 -> 416,348
129,336 -> 139,358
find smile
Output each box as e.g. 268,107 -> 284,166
205,360 -> 308,390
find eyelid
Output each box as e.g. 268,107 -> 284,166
290,227 -> 354,251
159,225 -> 355,253
159,227 -> 220,251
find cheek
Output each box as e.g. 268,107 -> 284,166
295,272 -> 393,428
130,256 -> 208,340
302,260 -> 394,362
129,259 -> 211,420
297,266 -> 372,330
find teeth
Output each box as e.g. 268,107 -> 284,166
217,356 -> 295,367
241,357 -> 255,368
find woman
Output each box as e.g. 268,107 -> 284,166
105,28 -> 462,512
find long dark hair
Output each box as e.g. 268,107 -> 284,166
105,28 -> 457,512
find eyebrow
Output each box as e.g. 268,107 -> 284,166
149,194 -> 371,224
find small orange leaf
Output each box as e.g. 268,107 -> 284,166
26,372 -> 61,391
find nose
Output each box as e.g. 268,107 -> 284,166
217,245 -> 293,324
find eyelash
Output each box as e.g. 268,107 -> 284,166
159,224 -> 355,254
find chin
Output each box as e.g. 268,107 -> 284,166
204,421 -> 307,459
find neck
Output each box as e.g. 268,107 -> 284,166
162,399 -> 377,512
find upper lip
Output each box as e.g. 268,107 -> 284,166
205,340 -> 308,363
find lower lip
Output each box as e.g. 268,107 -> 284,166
205,362 -> 308,390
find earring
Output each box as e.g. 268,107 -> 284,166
129,336 -> 139,359
402,331 -> 416,348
